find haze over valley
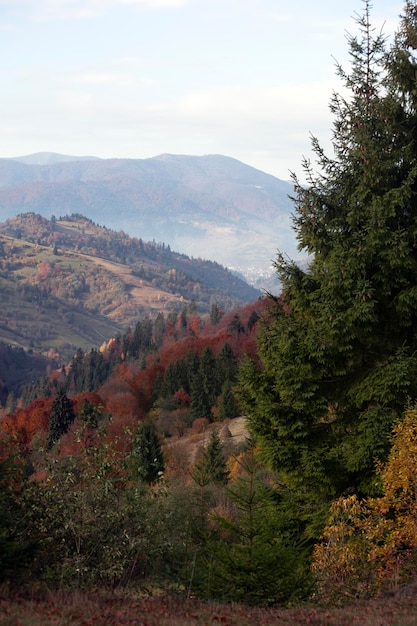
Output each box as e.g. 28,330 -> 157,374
0,152 -> 301,288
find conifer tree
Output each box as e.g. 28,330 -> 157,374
239,1 -> 417,533
47,387 -> 76,448
210,303 -> 223,325
153,312 -> 165,347
201,447 -> 310,604
190,370 -> 212,421
217,342 -> 237,384
193,429 -> 229,486
190,347 -> 218,421
77,398 -> 102,428
131,421 -> 164,484
199,346 -> 218,404
218,379 -> 237,421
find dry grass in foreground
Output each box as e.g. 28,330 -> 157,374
1,584 -> 417,626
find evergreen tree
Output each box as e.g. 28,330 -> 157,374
131,421 -> 164,484
200,447 -> 310,604
162,359 -> 189,396
210,303 -> 223,325
47,388 -> 76,448
0,454 -> 38,582
227,314 -> 244,336
193,429 -> 229,486
180,305 -> 188,331
218,379 -> 237,421
129,318 -> 153,357
190,347 -> 218,421
247,310 -> 260,332
217,342 -> 237,384
239,1 -> 417,534
185,349 -> 200,388
66,348 -> 84,393
153,312 -> 165,347
199,346 -> 218,407
190,370 -> 212,421
77,398 -> 102,428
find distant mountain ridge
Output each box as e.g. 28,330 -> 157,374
0,153 -> 299,285
6,152 -> 102,165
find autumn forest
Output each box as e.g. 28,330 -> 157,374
4,2 -> 417,624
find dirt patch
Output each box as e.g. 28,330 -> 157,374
77,253 -> 184,312
164,416 -> 249,466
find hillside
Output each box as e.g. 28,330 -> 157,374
2,277 -> 417,624
0,153 -> 299,284
0,212 -> 259,363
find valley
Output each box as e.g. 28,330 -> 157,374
0,152 -> 301,285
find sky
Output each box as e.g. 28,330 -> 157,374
0,0 -> 404,181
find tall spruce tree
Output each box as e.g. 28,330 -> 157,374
131,421 -> 164,484
239,1 -> 417,533
47,387 -> 76,448
190,347 -> 218,421
193,429 -> 229,486
200,446 -> 311,604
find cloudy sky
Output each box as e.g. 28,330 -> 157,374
0,0 -> 402,180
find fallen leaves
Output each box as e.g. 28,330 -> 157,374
1,587 -> 417,626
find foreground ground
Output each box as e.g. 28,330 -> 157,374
1,585 -> 417,626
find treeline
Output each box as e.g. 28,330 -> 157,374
17,299 -> 263,426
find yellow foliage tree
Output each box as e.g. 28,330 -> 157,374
312,408 -> 417,603
367,408 -> 417,589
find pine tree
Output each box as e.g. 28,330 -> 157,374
47,388 -> 76,448
131,421 -> 164,484
193,429 -> 229,486
217,342 -> 237,384
201,447 -> 311,604
218,379 -> 237,421
77,398 -> 102,428
190,347 -> 218,421
239,1 -> 417,533
153,312 -> 165,347
200,346 -> 218,404
210,303 -> 223,325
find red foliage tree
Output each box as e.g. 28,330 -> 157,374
72,391 -> 104,415
173,387 -> 191,408
0,398 -> 52,448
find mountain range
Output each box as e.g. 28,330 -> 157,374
0,152 -> 300,286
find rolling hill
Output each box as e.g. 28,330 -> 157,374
0,212 -> 260,363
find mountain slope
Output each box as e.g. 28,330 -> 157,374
0,153 -> 298,282
0,213 -> 259,362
